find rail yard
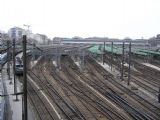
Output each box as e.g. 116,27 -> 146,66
1,0 -> 160,119
13,40 -> 159,120
1,38 -> 160,120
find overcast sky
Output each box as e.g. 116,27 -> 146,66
0,0 -> 160,39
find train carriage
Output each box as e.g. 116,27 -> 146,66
15,57 -> 23,75
0,53 -> 7,65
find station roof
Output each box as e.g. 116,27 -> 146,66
88,45 -> 102,54
103,45 -> 122,55
138,49 -> 160,55
88,45 -> 160,56
88,45 -> 122,55
131,50 -> 148,56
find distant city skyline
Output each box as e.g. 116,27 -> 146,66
0,0 -> 160,39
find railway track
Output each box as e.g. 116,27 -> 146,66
27,81 -> 56,120
45,57 -> 126,120
129,70 -> 159,88
28,59 -> 85,120
133,61 -> 160,85
131,76 -> 158,95
47,61 -> 109,120
26,56 -> 87,120
20,53 -> 160,120
18,56 -> 55,120
105,52 -> 160,79
85,56 -> 160,120
103,54 -> 160,96
60,56 -> 158,120
121,66 -> 159,96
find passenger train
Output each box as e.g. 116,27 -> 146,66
0,52 -> 23,74
15,57 -> 23,75
0,53 -> 9,71
0,53 -> 8,65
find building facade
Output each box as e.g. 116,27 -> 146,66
8,27 -> 25,41
0,30 -> 10,46
7,27 -> 50,45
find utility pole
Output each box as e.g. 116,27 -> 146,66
121,42 -> 125,81
13,38 -> 18,100
158,87 -> 160,103
23,24 -> 30,36
59,46 -> 61,70
111,42 -> 113,71
56,46 -> 58,69
82,50 -> 85,69
33,43 -> 36,61
128,42 -> 131,85
7,41 -> 11,81
23,35 -> 28,120
103,42 -> 105,65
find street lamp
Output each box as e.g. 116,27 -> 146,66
23,24 -> 30,36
